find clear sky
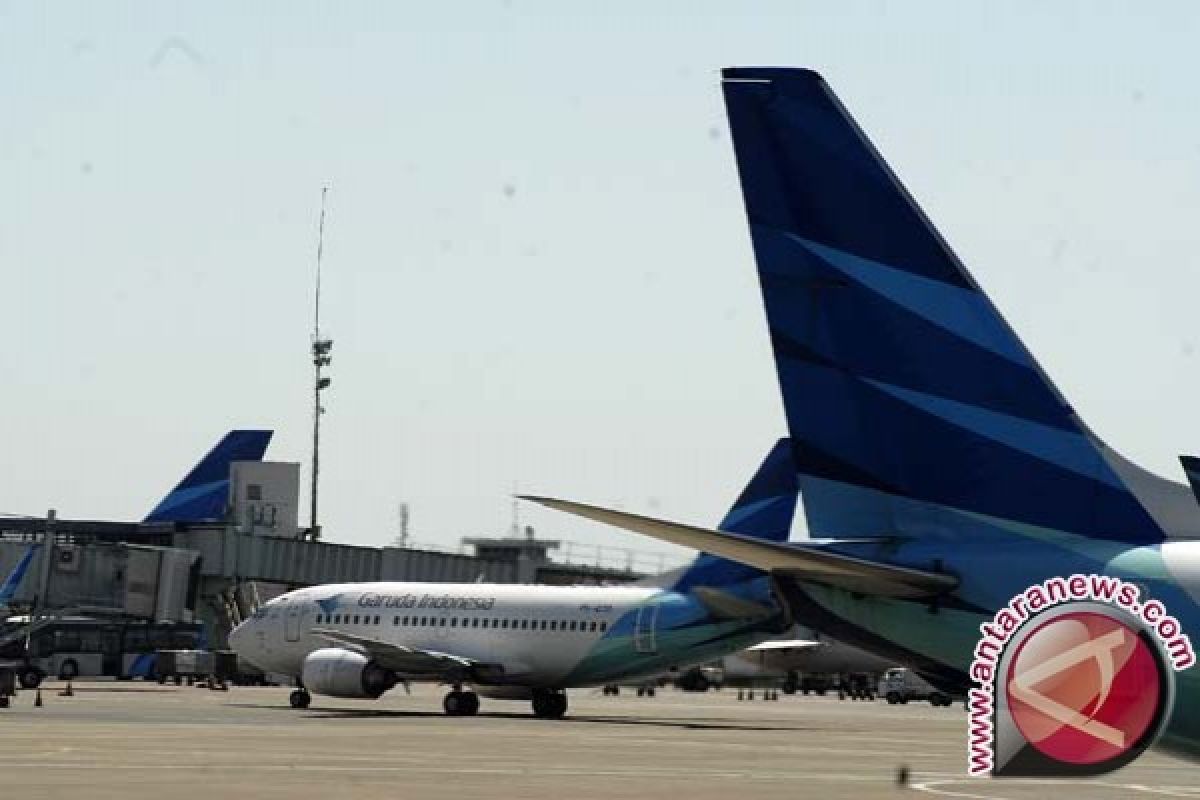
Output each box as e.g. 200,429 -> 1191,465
4,2 -> 1200,560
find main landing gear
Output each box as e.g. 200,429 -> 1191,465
531,688 -> 567,719
290,688 -> 311,709
443,687 -> 480,716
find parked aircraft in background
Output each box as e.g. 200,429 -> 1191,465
228,439 -> 802,718
143,429 -> 273,523
716,626 -> 893,697
525,67 -> 1200,761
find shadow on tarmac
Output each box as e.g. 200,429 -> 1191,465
225,703 -> 814,732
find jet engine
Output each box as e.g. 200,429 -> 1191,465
301,648 -> 396,699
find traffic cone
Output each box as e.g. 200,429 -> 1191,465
34,688 -> 42,707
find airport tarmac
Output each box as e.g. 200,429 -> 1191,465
0,681 -> 1194,800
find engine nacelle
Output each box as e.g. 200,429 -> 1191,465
301,648 -> 396,699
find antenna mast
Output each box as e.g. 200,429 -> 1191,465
309,187 -> 333,541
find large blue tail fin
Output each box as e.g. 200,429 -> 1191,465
144,430 -> 273,523
722,67 -> 1184,546
0,544 -> 40,606
671,438 -> 798,591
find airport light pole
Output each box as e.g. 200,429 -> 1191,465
310,187 -> 332,541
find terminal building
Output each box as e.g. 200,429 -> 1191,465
0,457 -> 662,654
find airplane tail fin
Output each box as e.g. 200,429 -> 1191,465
669,437 -> 798,591
143,430 -> 273,523
0,544 -> 40,606
722,67 -> 1186,546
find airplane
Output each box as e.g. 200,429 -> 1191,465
522,67 -> 1200,762
227,438 -> 802,718
143,429 -> 274,523
718,626 -> 894,697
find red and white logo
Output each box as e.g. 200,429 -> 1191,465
966,575 -> 1191,777
1005,610 -> 1162,768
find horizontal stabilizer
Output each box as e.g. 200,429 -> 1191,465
747,639 -> 819,652
519,496 -> 957,599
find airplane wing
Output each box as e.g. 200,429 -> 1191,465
519,496 -> 957,599
311,628 -> 479,676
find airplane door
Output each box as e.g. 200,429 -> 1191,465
633,605 -> 658,654
284,604 -> 302,642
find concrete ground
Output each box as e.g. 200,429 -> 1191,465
0,681 -> 1195,800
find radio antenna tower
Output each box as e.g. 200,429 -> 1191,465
309,187 -> 333,541
395,502 -> 410,548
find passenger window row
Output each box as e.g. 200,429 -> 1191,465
314,613 -> 607,633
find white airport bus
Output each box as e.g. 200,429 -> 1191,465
1,617 -> 204,687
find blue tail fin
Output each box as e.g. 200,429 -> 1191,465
143,430 -> 273,523
722,67 -> 1171,546
671,438 -> 798,591
0,544 -> 40,606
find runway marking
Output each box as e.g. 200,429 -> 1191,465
913,777 -> 1200,799
0,762 -> 889,782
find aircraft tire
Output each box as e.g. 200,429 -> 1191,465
289,689 -> 311,709
532,689 -> 567,719
18,668 -> 42,690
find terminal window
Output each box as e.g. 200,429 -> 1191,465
247,484 -> 262,501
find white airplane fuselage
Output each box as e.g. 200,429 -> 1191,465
231,580 -> 778,691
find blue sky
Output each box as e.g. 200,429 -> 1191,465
4,3 -> 1200,558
